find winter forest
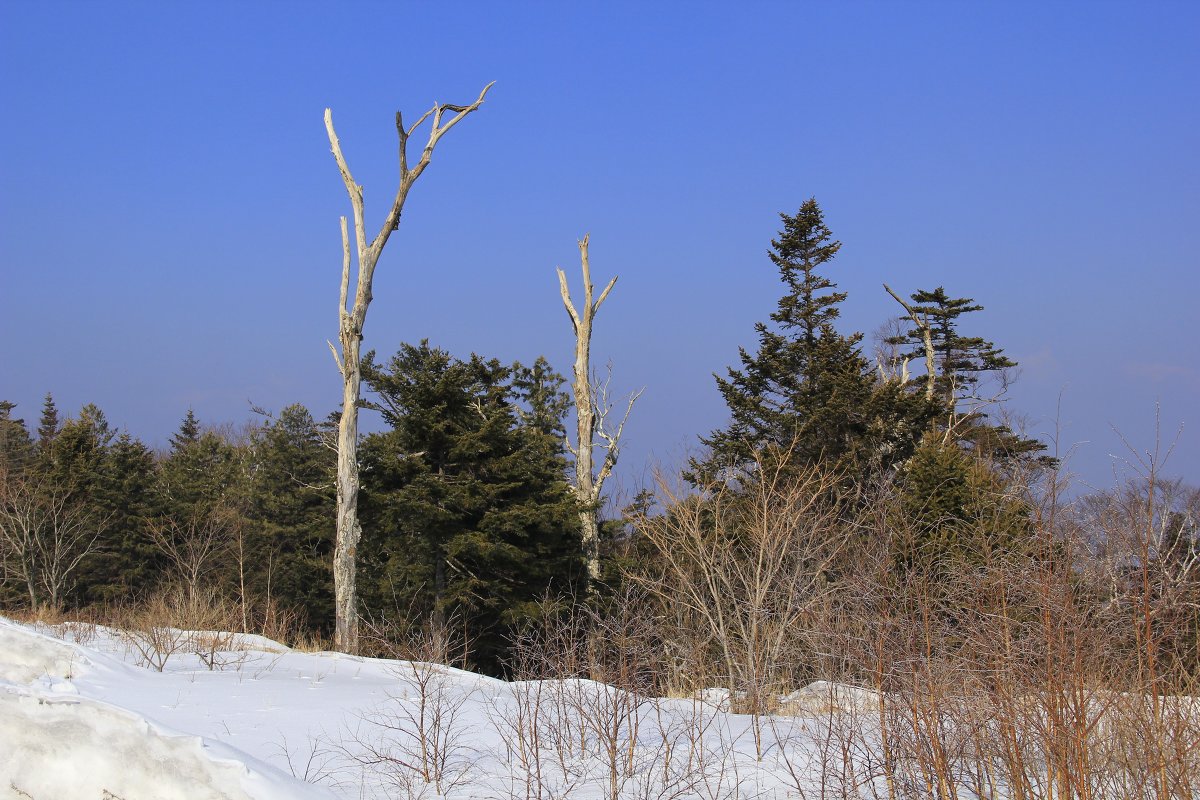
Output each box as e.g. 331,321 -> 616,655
2,4 -> 1197,799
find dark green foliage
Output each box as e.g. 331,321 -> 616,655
887,287 -> 1013,405
358,341 -> 581,672
78,432 -> 163,603
244,404 -> 335,631
36,393 -> 60,457
7,402 -> 164,606
0,401 -> 35,472
150,413 -> 248,602
886,286 -> 1049,465
894,434 -> 1032,577
157,418 -> 242,512
170,409 -> 201,453
696,200 -> 938,484
39,404 -> 113,495
697,200 -> 871,479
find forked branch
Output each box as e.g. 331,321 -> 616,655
884,283 -> 936,400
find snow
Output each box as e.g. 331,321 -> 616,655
0,619 -> 332,800
0,614 -> 876,799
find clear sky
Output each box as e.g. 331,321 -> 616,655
2,1 -> 1197,497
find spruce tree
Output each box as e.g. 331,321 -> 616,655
27,404 -> 116,607
894,434 -> 1032,577
695,200 -> 878,481
887,287 -> 1049,463
170,409 -> 202,453
36,393 -> 60,458
158,413 -> 240,511
245,404 -> 335,631
41,404 -> 113,494
359,341 -> 580,671
0,401 -> 34,472
78,432 -> 163,603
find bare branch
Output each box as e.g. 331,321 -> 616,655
425,81 -> 495,155
556,267 -> 582,332
594,275 -> 618,313
375,82 -> 495,251
595,384 -> 644,491
324,109 -> 367,258
327,340 -> 344,375
338,216 -> 351,317
884,282 -> 936,400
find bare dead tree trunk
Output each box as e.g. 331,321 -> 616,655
325,83 -> 493,654
557,235 -> 640,586
884,283 -> 936,400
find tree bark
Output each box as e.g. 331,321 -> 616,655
557,235 -> 638,586
325,84 -> 493,654
884,283 -> 936,400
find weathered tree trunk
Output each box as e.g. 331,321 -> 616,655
557,235 -> 639,585
885,283 -> 936,400
325,84 -> 493,654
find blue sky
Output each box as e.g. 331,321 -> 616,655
2,1 -> 1197,496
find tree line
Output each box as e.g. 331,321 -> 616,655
3,196 -> 1196,684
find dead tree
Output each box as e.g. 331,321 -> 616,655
324,83 -> 493,654
557,235 -> 640,585
884,283 -> 936,400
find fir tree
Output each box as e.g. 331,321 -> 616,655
695,200 -> 882,481
77,432 -> 163,603
359,342 -> 581,672
41,404 -> 114,494
245,404 -> 336,631
887,287 -> 1049,464
170,409 -> 201,453
887,287 -> 1014,407
894,434 -> 1032,577
36,393 -> 60,458
158,426 -> 240,510
0,401 -> 34,472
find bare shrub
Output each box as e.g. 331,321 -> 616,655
144,503 -> 236,604
629,458 -> 847,759
117,585 -> 245,672
0,467 -> 104,613
253,596 -> 309,649
349,615 -> 479,798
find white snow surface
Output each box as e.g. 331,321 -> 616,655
0,619 -> 332,799
0,615 -> 862,799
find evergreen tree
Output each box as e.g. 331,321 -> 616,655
0,401 -> 34,472
894,434 -> 1032,577
887,287 -> 1013,406
41,404 -> 114,494
24,403 -> 118,607
36,393 -> 60,459
511,357 -> 571,441
0,402 -> 36,606
153,413 -> 247,600
887,287 -> 1049,464
696,200 -> 926,482
158,416 -> 241,511
77,432 -> 163,603
245,404 -> 335,631
169,409 -> 201,453
359,342 -> 581,671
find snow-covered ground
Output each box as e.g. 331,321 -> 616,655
1,615 -> 857,800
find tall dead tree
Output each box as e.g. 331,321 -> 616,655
557,235 -> 640,585
325,83 -> 493,654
